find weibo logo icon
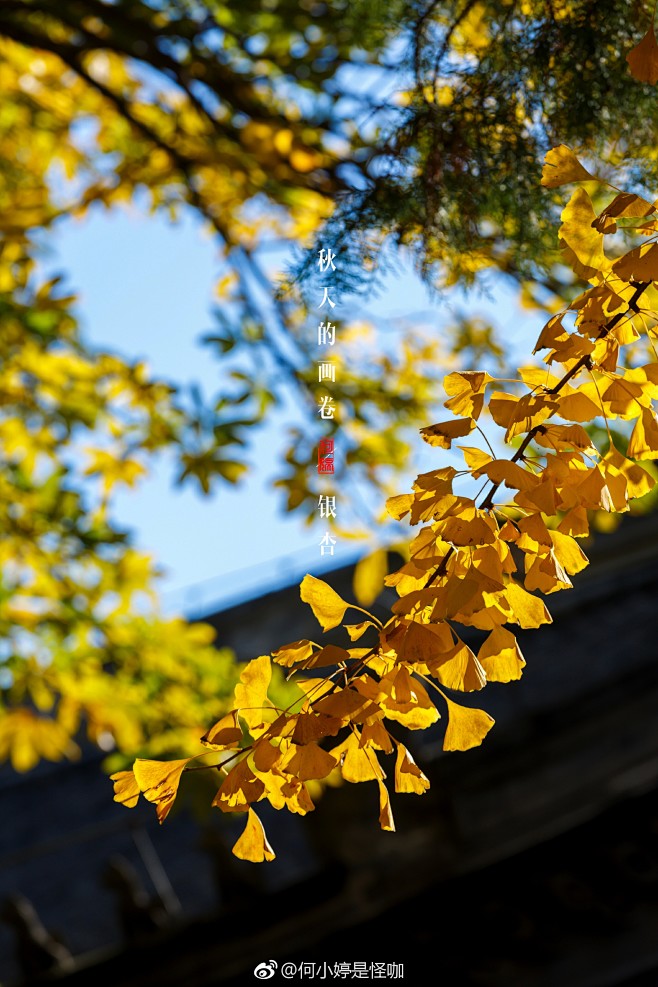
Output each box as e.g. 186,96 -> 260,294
254,960 -> 278,979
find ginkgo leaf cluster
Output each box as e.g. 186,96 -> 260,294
114,143 -> 658,860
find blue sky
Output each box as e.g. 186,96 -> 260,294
44,197 -> 528,617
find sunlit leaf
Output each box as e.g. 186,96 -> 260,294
477,627 -> 525,682
394,743 -> 430,794
201,710 -> 243,751
285,742 -> 338,781
559,187 -> 610,279
443,371 -> 492,418
442,697 -> 495,752
133,757 -> 192,822
110,769 -> 140,809
420,418 -> 476,448
377,780 -> 396,832
353,549 -> 388,607
541,145 -> 595,188
234,656 -> 273,734
232,809 -> 276,862
300,574 -> 350,631
272,640 -> 315,667
331,732 -> 383,782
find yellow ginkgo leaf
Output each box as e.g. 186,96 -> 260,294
576,465 -> 615,512
557,389 -> 601,423
300,574 -> 350,631
592,191 -> 655,233
292,711 -> 342,745
559,187 -> 610,279
549,530 -> 589,575
284,742 -> 338,781
557,506 -> 590,538
200,710 -> 243,751
443,371 -> 492,418
232,809 -> 276,863
420,417 -> 475,448
133,757 -> 191,822
252,739 -> 281,773
303,644 -> 351,669
627,27 -> 658,85
314,686 -> 369,724
534,315 -> 570,353
234,655 -> 272,734
386,493 -> 413,520
603,445 -> 655,498
353,549 -> 388,607
400,620 -> 453,664
394,743 -> 430,794
524,549 -> 572,595
477,627 -> 525,682
360,720 -> 394,753
507,392 -> 558,439
612,242 -> 658,282
442,696 -> 495,751
331,731 -> 383,782
458,445 -> 493,471
377,780 -> 396,832
534,424 -> 595,453
110,769 -> 140,808
505,581 -> 552,628
541,145 -> 595,188
214,757 -> 265,812
473,459 -> 539,493
271,640 -> 314,667
433,641 -> 486,692
294,677 -> 334,701
627,408 -> 658,460
439,513 -> 497,546
344,620 -> 376,641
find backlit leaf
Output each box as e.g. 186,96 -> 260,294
300,574 -> 350,631
234,656 -> 272,734
331,732 -> 383,782
394,743 -> 430,794
110,769 -> 140,809
344,621 -> 377,641
458,445 -> 494,470
386,494 -> 413,520
353,549 -> 388,607
559,187 -> 610,279
549,530 -> 589,575
420,418 -> 475,448
613,242 -> 658,281
214,758 -> 265,812
232,809 -> 276,863
477,627 -> 526,682
443,371 -> 492,418
505,582 -> 553,628
541,145 -> 595,188
593,192 -> 655,233
133,757 -> 191,823
201,710 -> 243,750
285,742 -> 338,781
442,697 -> 495,752
272,640 -> 314,667
473,459 -> 539,492
377,780 -> 396,832
433,641 -> 487,691
627,408 -> 658,460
